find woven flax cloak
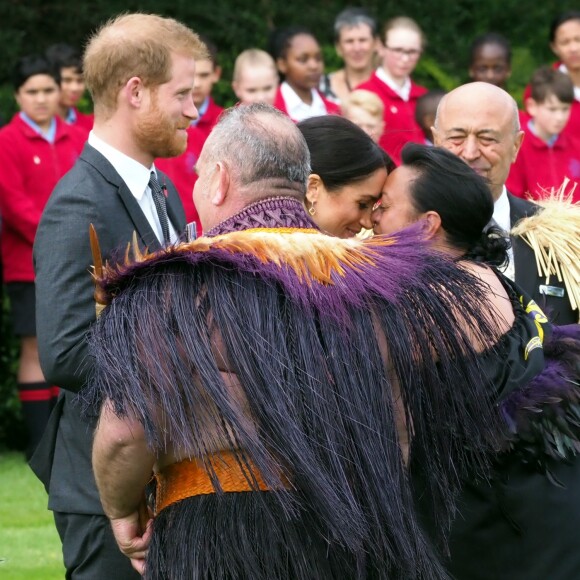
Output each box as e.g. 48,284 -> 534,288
84,224 -> 509,579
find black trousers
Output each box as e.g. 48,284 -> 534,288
54,511 -> 141,580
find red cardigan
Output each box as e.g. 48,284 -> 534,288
0,114 -> 86,282
71,108 -> 94,134
155,99 -> 223,231
194,97 -> 224,141
356,72 -> 427,165
506,125 -> 580,202
273,86 -> 341,121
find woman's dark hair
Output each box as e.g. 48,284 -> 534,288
297,115 -> 394,191
400,143 -> 509,266
550,11 -> 580,43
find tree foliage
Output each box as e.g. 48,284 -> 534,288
0,0 -> 579,117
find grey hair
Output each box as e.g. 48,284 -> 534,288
334,8 -> 377,42
203,104 -> 311,193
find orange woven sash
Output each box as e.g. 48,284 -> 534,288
154,451 -> 270,514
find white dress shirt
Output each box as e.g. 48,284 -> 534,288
492,186 -> 516,281
88,132 -> 178,243
280,82 -> 328,121
375,67 -> 412,101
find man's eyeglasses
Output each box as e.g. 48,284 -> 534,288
385,46 -> 422,59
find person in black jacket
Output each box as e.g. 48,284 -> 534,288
434,81 -> 577,325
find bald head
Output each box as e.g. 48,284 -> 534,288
433,82 -> 524,200
436,82 -> 520,132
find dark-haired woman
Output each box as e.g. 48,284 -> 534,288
269,27 -> 340,121
298,115 -> 394,238
373,142 -> 580,580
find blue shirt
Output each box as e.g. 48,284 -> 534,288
19,112 -> 56,143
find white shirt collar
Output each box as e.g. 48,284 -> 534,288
280,81 -> 328,121
492,186 -> 511,234
88,131 -> 153,201
492,186 -> 516,280
375,67 -> 411,101
558,63 -> 580,101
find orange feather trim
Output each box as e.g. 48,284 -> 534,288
90,227 -> 399,305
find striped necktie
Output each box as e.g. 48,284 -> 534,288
148,171 -> 170,244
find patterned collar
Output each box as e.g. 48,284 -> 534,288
205,197 -> 318,237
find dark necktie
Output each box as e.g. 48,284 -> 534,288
148,171 -> 171,244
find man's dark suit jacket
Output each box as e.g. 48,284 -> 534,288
509,193 -> 577,325
32,143 -> 186,515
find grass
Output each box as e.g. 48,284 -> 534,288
0,452 -> 65,579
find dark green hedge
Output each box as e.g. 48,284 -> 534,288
0,293 -> 26,452
0,0 -> 579,119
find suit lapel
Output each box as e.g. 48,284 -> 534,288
116,184 -> 162,251
508,193 -> 539,293
81,144 -> 162,251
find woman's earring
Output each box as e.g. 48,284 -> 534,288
308,201 -> 316,216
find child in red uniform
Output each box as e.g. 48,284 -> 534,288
45,43 -> 93,134
522,13 -> 580,144
232,49 -> 279,106
414,89 -> 445,146
342,89 -> 384,143
0,55 -> 85,457
507,66 -> 580,202
468,32 -> 512,89
356,16 -> 427,164
270,26 -> 340,122
549,12 -> 580,142
156,36 -> 224,230
467,33 -> 529,128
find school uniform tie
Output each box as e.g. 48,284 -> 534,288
149,171 -> 171,245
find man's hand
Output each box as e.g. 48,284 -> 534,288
110,509 -> 153,575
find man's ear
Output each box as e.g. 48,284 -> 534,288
211,161 -> 230,206
421,210 -> 442,240
213,66 -> 223,83
305,174 -> 322,204
512,130 -> 525,163
124,77 -> 145,108
431,126 -> 442,146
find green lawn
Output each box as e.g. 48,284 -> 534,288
0,452 -> 65,579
